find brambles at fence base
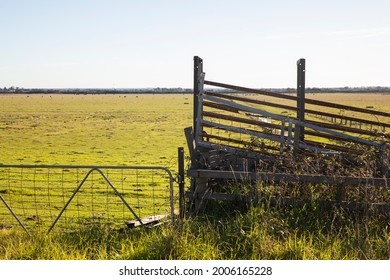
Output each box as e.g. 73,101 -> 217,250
0,165 -> 174,234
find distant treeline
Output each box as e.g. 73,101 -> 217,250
0,87 -> 193,94
1,86 -> 390,94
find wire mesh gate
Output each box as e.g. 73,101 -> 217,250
0,165 -> 174,234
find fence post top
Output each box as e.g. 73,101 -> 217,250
296,58 -> 305,65
194,56 -> 203,62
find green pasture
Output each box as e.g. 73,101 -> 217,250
0,94 -> 192,168
0,94 -> 190,232
0,93 -> 389,260
1,93 -> 389,167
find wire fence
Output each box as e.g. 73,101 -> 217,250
0,165 -> 174,234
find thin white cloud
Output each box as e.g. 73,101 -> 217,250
327,27 -> 390,39
261,33 -> 306,41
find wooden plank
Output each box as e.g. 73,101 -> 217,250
297,118 -> 381,147
198,140 -> 280,158
205,80 -> 298,100
205,91 -> 390,131
204,94 -> 387,143
197,141 -> 275,161
306,130 -> 375,145
186,191 -> 249,202
184,126 -> 194,160
126,214 -> 168,228
202,114 -> 285,146
204,95 -> 380,147
203,110 -> 378,147
203,100 -> 240,114
202,122 -> 360,155
202,133 -> 281,153
202,119 -> 283,143
206,91 -> 390,129
188,169 -> 256,181
204,80 -> 390,118
205,91 -> 297,113
305,119 -> 389,138
203,110 -> 281,130
204,97 -> 389,138
204,94 -> 285,122
187,169 -> 390,187
305,110 -> 390,129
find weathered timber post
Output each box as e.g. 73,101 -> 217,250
191,56 -> 208,213
193,56 -> 203,141
295,58 -> 306,148
178,147 -> 185,220
188,56 -> 204,196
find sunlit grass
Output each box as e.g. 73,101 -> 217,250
1,204 -> 389,260
0,93 -> 389,260
0,94 -> 193,169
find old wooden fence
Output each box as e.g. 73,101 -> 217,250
184,56 -> 390,213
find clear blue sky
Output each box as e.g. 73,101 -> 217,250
1,0 -> 389,88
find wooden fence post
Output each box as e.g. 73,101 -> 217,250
191,56 -> 207,213
178,147 -> 185,220
193,56 -> 203,140
296,58 -> 306,143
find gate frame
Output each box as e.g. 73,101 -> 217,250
0,164 -> 175,234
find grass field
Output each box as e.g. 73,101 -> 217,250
0,93 -> 389,260
0,94 -> 192,168
1,93 -> 389,166
0,94 -> 190,233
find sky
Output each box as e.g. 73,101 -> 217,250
0,0 -> 389,89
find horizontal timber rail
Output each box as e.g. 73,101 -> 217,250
203,99 -> 389,138
203,93 -> 382,148
202,110 -> 383,147
188,169 -> 390,187
205,91 -> 390,132
205,80 -> 390,118
201,133 -> 281,154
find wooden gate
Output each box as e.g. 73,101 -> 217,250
185,56 -> 390,213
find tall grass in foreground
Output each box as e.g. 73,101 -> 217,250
1,202 -> 389,260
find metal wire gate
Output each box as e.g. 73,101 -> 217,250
0,165 -> 174,234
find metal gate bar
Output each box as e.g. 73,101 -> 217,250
0,165 -> 174,233
0,194 -> 30,235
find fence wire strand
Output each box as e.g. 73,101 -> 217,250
0,165 -> 174,233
